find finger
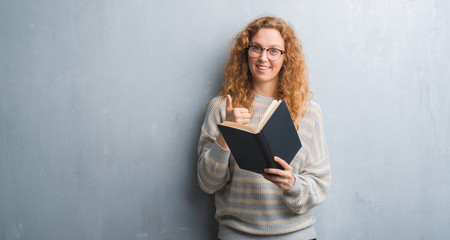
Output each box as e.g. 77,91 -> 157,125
239,112 -> 252,119
226,95 -> 233,111
234,113 -> 251,122
234,107 -> 249,113
263,172 -> 293,187
262,173 -> 288,186
262,172 -> 281,181
236,118 -> 251,125
274,156 -> 292,171
263,168 -> 285,176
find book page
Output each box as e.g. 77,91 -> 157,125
256,100 -> 282,132
220,121 -> 256,133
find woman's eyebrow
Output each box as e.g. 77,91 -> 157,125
249,41 -> 283,48
249,41 -> 261,46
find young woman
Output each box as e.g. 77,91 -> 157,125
197,16 -> 330,240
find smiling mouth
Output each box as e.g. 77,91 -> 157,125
257,65 -> 270,70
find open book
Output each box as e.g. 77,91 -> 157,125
218,100 -> 302,174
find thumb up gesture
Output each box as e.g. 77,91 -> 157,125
225,95 -> 251,125
217,95 -> 252,149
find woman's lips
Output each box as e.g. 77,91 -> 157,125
256,65 -> 270,71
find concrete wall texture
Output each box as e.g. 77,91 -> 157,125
1,0 -> 449,239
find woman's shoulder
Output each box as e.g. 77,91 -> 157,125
299,100 -> 324,127
307,100 -> 323,117
209,95 -> 226,106
295,101 -> 325,145
202,95 -> 226,120
205,95 -> 226,112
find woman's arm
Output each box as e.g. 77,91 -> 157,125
282,104 -> 330,214
197,98 -> 231,194
197,96 -> 252,194
263,103 -> 331,214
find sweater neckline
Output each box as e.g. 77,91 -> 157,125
254,93 -> 276,104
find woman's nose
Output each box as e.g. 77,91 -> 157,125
258,49 -> 269,61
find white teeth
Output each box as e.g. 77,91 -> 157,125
257,66 -> 269,70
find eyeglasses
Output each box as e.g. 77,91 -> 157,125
246,46 -> 286,61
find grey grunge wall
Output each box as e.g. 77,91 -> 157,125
1,0 -> 449,239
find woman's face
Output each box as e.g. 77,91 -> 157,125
248,28 -> 285,85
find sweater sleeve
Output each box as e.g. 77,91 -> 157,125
282,103 -> 331,214
197,97 -> 231,194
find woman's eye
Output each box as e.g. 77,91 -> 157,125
268,49 -> 278,54
253,46 -> 262,52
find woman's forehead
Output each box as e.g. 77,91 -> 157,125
250,28 -> 285,48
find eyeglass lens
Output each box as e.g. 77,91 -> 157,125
248,47 -> 282,60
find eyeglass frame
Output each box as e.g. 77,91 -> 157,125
246,45 -> 286,61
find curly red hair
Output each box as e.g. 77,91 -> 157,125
218,16 -> 312,129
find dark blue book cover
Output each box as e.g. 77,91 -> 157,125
218,100 -> 302,174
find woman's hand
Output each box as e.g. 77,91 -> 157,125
225,95 -> 251,125
217,95 -> 251,149
262,156 -> 296,191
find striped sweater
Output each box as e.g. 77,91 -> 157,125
197,93 -> 330,235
